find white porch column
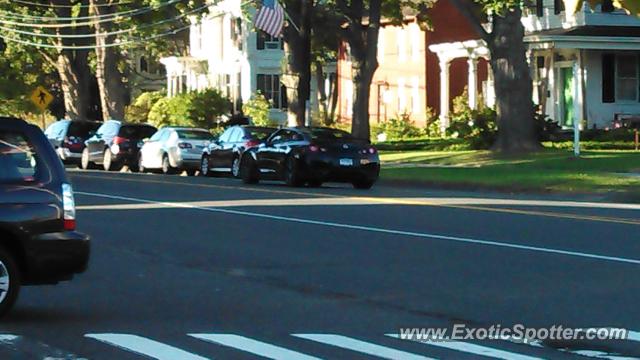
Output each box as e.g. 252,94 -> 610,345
439,59 -> 451,130
467,56 -> 478,110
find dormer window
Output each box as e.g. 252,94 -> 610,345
257,31 -> 283,50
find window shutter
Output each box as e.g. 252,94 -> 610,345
536,0 -> 544,17
257,31 -> 265,50
554,0 -> 565,14
602,54 -> 615,103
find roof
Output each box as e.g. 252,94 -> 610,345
527,26 -> 640,37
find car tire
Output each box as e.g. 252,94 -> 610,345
0,247 -> 21,318
186,169 -> 197,177
80,148 -> 96,170
231,156 -> 241,178
284,156 -> 303,187
240,156 -> 259,184
103,149 -> 122,172
200,156 -> 212,177
307,180 -> 323,188
352,179 -> 375,190
162,155 -> 175,175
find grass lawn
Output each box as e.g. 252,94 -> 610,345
379,149 -> 640,196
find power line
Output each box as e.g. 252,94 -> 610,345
0,0 -> 183,28
9,0 -> 136,8
0,0 -> 184,22
0,23 -> 191,49
0,3 -> 209,39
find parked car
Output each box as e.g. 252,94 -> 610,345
44,120 -> 101,164
81,120 -> 157,172
139,127 -> 214,176
239,127 -> 380,189
0,117 -> 90,316
200,125 -> 276,178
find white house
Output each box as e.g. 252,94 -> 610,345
160,0 -> 288,123
429,0 -> 640,130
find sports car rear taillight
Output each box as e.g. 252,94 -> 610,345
62,183 -> 76,231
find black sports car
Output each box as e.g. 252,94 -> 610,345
200,125 -> 276,178
239,127 -> 380,189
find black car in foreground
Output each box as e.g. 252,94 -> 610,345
44,120 -> 101,165
239,127 -> 380,189
0,117 -> 90,316
81,120 -> 157,171
200,125 -> 276,178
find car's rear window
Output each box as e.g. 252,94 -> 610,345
0,131 -> 39,183
309,128 -> 353,141
68,122 -> 100,137
246,128 -> 274,141
176,130 -> 213,140
119,125 -> 157,139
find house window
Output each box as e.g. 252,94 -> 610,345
397,77 -> 406,113
378,29 -> 385,64
397,28 -> 406,63
616,55 -> 638,101
554,0 -> 565,14
257,74 -> 287,109
231,18 -> 243,50
139,56 -> 148,73
410,25 -> 420,62
257,31 -> 282,50
411,77 -> 420,115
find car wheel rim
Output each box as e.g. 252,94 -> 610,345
201,157 -> 208,175
82,151 -> 88,168
0,261 -> 10,304
163,158 -> 169,173
232,158 -> 240,177
104,151 -> 111,170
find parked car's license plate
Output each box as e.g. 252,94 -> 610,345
339,158 -> 353,166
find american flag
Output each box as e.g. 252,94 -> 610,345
253,0 -> 285,38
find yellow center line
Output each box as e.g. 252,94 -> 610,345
71,173 -> 640,226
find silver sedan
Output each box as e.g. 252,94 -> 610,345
138,127 -> 213,176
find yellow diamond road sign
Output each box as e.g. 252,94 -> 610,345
30,86 -> 53,112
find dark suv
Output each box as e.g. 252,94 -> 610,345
44,120 -> 101,165
81,120 -> 157,171
0,117 -> 90,316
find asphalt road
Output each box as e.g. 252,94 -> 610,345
1,170 -> 639,360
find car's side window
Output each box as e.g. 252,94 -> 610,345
0,131 -> 39,184
268,130 -> 286,145
161,130 -> 173,142
230,128 -> 242,143
150,129 -> 163,142
219,128 -> 232,143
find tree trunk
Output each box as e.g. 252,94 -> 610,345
314,61 -> 329,125
91,0 -> 128,121
282,0 -> 313,126
56,53 -> 91,120
51,0 -> 93,121
347,0 -> 381,141
488,7 -> 540,152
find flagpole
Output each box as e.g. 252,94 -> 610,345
278,1 -> 300,34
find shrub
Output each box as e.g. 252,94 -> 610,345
242,93 -> 272,126
125,91 -> 164,123
534,110 -> 560,141
371,113 -> 423,141
447,93 -> 497,149
147,90 -> 231,130
189,89 -> 232,129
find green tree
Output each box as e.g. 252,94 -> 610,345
125,91 -> 164,123
243,93 -> 272,126
188,89 -> 232,129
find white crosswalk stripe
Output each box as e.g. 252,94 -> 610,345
85,333 -> 210,360
292,334 -> 436,360
386,334 -> 541,360
189,334 -> 321,360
